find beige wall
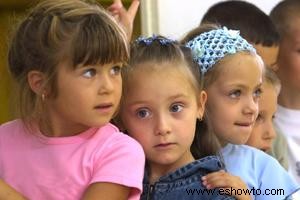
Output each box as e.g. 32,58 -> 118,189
140,0 -> 281,39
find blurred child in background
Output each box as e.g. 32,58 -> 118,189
270,0 -> 300,184
246,68 -> 280,153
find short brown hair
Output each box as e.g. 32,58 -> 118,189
270,0 -> 300,37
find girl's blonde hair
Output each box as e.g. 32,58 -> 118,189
264,67 -> 281,95
8,0 -> 129,125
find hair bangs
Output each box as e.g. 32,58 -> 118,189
71,14 -> 129,67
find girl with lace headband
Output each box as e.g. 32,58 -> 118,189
117,35 -> 235,200
182,24 -> 299,200
0,0 -> 145,199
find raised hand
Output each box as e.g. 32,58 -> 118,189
107,0 -> 140,41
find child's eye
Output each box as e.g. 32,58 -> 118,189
253,88 -> 262,99
82,68 -> 96,78
170,104 -> 183,113
136,108 -> 151,119
229,90 -> 241,98
110,65 -> 122,76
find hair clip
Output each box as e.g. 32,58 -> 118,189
185,26 -> 256,74
135,35 -> 175,46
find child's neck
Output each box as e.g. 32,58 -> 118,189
148,152 -> 194,184
38,118 -> 90,137
278,87 -> 300,109
220,142 -> 227,147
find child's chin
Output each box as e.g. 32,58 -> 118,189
260,146 -> 272,152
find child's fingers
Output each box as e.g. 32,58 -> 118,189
107,5 -> 121,15
202,175 -> 232,189
202,170 -> 227,188
202,172 -> 249,197
127,0 -> 140,19
113,0 -> 122,4
202,170 -> 245,189
107,0 -> 122,13
202,170 -> 227,181
108,0 -> 139,19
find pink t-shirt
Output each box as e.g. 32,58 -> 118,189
0,119 -> 145,200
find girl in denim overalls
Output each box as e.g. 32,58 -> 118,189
183,24 -> 300,200
118,35 -> 236,200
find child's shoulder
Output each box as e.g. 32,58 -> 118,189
222,143 -> 277,162
0,119 -> 24,133
97,123 -> 137,142
96,123 -> 144,154
0,119 -> 22,126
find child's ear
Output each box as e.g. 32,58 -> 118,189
27,70 -> 47,96
197,91 -> 207,120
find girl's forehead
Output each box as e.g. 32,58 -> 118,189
216,54 -> 263,82
131,61 -> 187,74
126,63 -> 196,89
221,53 -> 263,69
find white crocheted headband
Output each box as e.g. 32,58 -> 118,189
185,27 -> 256,74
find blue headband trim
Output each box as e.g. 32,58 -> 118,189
185,27 -> 256,74
135,35 -> 176,46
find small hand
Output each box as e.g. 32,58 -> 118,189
107,0 -> 140,41
202,170 -> 252,200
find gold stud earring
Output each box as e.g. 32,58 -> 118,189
41,93 -> 46,101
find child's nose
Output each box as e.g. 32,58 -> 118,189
243,96 -> 258,116
263,122 -> 277,140
155,114 -> 171,136
97,73 -> 114,94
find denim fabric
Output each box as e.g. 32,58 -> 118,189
141,156 -> 235,200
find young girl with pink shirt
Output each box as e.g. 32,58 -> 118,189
0,0 -> 144,199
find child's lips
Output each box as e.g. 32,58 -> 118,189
261,147 -> 271,152
260,143 -> 272,152
94,103 -> 113,113
235,121 -> 254,126
154,142 -> 176,149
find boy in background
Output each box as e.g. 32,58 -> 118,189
270,0 -> 300,183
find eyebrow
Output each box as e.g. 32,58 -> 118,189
255,82 -> 263,89
126,93 -> 190,106
225,82 -> 262,90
